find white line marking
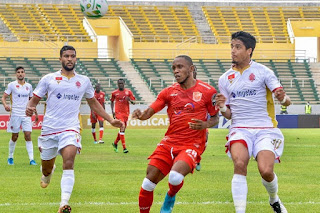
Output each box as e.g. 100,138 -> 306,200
0,201 -> 320,207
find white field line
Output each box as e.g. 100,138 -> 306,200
1,201 -> 320,207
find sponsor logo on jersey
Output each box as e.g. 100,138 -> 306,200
231,89 -> 257,98
17,94 -> 29,98
174,102 -> 195,115
63,94 -> 80,101
193,92 -> 202,102
56,93 -> 62,99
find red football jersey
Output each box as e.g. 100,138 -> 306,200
110,89 -> 135,116
94,91 -> 105,106
150,80 -> 218,150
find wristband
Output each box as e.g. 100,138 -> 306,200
219,105 -> 227,113
280,95 -> 287,104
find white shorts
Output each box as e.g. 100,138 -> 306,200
225,128 -> 284,163
7,116 -> 32,133
38,131 -> 82,160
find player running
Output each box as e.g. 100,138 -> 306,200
133,55 -> 219,213
26,45 -> 123,213
215,31 -> 290,213
111,78 -> 135,153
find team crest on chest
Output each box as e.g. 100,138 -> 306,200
193,92 -> 202,102
16,85 -> 20,89
26,87 -> 29,91
249,73 -> 255,82
75,81 -> 81,88
55,77 -> 62,84
125,91 -> 129,95
228,73 -> 235,84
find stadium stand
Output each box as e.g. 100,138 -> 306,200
0,57 -> 142,102
202,6 -> 320,44
131,58 -> 319,104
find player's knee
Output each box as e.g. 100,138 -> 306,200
259,168 -> 274,181
63,159 -> 74,170
12,135 -> 18,142
141,178 -> 156,192
168,170 -> 184,186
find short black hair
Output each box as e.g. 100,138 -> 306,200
232,31 -> 256,57
15,66 -> 24,72
175,55 -> 193,66
60,45 -> 76,57
118,78 -> 125,83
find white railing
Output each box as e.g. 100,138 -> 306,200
0,33 -> 96,42
289,78 -> 314,87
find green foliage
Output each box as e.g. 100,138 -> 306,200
0,129 -> 319,212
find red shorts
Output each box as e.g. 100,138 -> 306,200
90,112 -> 104,123
148,143 -> 201,176
116,113 -> 128,126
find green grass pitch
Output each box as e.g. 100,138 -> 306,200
0,128 -> 319,212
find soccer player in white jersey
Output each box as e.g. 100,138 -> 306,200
215,31 -> 290,213
26,45 -> 124,213
2,66 -> 38,166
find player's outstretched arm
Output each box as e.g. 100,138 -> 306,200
132,107 -> 155,120
26,96 -> 41,117
1,92 -> 11,112
87,97 -> 124,128
274,88 -> 291,106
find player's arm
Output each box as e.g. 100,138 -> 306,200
31,97 -> 39,123
1,92 -> 11,112
132,107 -> 155,120
188,114 -> 219,130
87,97 -> 123,128
274,88 -> 291,106
110,100 -> 115,118
215,93 -> 232,120
26,95 -> 41,117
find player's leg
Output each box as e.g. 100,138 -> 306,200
112,115 -> 121,152
230,141 -> 250,213
59,145 -> 77,213
7,116 -> 21,165
22,116 -> 36,165
8,133 -> 18,165
98,118 -> 104,143
91,122 -> 97,144
39,135 -> 58,188
139,164 -> 167,213
119,116 -> 128,153
160,149 -> 195,213
255,130 -> 287,213
24,131 -> 36,165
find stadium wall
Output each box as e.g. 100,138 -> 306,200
132,43 -> 295,60
0,42 -> 98,58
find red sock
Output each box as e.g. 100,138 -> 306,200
139,187 -> 153,213
99,129 -> 103,140
168,181 -> 184,197
114,133 -> 120,145
120,134 -> 126,149
92,131 -> 96,141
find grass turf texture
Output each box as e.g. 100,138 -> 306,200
0,128 -> 319,212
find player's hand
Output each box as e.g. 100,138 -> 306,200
132,109 -> 142,119
4,105 -> 11,112
274,88 -> 286,102
125,96 -> 130,101
34,115 -> 39,124
110,119 -> 124,128
188,119 -> 207,130
26,106 -> 36,117
215,93 -> 227,108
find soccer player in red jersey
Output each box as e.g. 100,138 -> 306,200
133,55 -> 219,213
91,83 -> 106,144
110,79 -> 135,153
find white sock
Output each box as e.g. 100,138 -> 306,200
60,170 -> 75,207
91,128 -> 95,133
232,174 -> 247,213
8,139 -> 16,158
262,173 -> 279,204
25,141 -> 34,161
